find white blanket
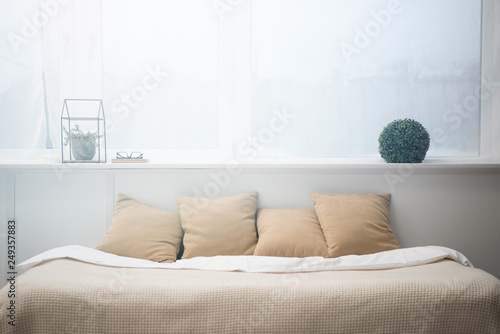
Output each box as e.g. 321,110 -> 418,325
18,245 -> 473,273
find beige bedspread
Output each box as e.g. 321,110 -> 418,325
1,258 -> 499,333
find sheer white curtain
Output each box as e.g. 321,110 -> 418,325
1,0 -> 221,159
0,0 -> 59,156
252,0 -> 482,158
102,0 -> 219,150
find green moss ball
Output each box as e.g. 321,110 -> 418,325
378,119 -> 430,163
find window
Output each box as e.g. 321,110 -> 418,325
1,0 -> 497,163
252,0 -> 482,158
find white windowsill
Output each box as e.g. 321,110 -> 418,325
0,157 -> 499,172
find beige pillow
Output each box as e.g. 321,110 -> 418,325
176,192 -> 258,258
97,194 -> 183,263
310,193 -> 400,258
254,209 -> 328,258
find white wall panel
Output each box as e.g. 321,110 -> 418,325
0,168 -> 498,280
115,168 -> 500,278
388,172 -> 500,276
15,172 -> 106,263
0,174 -> 6,280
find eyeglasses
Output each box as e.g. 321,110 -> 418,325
116,151 -> 144,159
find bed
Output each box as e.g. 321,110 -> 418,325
1,192 -> 499,333
1,245 -> 499,333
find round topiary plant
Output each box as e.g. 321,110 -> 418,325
378,118 -> 430,163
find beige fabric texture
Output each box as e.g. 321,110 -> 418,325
1,259 -> 499,333
253,209 -> 328,257
176,192 -> 258,258
310,193 -> 400,258
96,194 -> 183,263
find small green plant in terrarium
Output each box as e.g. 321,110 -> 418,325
63,124 -> 99,160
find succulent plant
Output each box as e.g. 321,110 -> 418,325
63,124 -> 99,160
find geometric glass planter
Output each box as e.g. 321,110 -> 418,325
61,99 -> 107,163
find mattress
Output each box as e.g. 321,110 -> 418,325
1,246 -> 499,333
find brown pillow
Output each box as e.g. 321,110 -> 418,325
310,193 -> 400,258
176,192 -> 258,258
97,194 -> 183,263
254,209 -> 328,258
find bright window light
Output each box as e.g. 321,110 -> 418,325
252,0 -> 482,158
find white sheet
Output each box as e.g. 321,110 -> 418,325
17,245 -> 473,273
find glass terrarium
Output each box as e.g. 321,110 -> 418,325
61,99 -> 106,163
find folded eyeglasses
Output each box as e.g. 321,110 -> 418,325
115,151 -> 144,159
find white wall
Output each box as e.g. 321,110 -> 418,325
0,174 -> 6,280
1,166 -> 499,279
